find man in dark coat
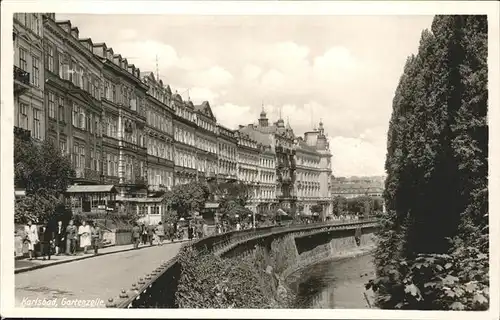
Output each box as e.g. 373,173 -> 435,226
147,223 -> 155,246
54,220 -> 65,256
141,222 -> 148,245
39,223 -> 55,260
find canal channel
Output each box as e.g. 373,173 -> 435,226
286,253 -> 376,309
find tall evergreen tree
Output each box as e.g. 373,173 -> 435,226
370,15 -> 488,310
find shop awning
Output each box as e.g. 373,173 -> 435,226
66,185 -> 117,194
205,202 -> 219,209
277,208 -> 288,216
121,197 -> 164,203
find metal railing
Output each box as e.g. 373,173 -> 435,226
106,218 -> 378,308
14,65 -> 30,85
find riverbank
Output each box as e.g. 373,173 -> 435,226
285,245 -> 376,308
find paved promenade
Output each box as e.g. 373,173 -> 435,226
15,242 -> 183,308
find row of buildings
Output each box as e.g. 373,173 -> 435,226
13,13 -> 338,223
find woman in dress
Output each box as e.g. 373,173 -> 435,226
24,220 -> 39,260
78,220 -> 91,254
155,222 -> 165,246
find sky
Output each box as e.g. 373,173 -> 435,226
58,14 -> 434,177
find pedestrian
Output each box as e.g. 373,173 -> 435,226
147,223 -> 155,246
78,220 -> 91,254
132,223 -> 141,249
23,220 -> 39,260
54,220 -> 65,256
196,222 -> 203,239
168,223 -> 175,242
39,222 -> 54,261
156,222 -> 165,246
90,221 -> 102,255
202,221 -> 208,238
65,220 -> 77,255
141,222 -> 148,245
187,221 -> 194,240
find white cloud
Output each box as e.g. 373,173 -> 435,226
117,28 -> 139,41
261,69 -> 286,89
328,135 -> 386,177
212,103 -> 254,129
242,64 -> 262,81
187,66 -> 234,88
109,40 -> 179,72
175,87 -> 220,104
313,46 -> 359,82
57,14 -> 435,176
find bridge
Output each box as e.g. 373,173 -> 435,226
15,219 -> 378,308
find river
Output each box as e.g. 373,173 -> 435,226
286,253 -> 376,309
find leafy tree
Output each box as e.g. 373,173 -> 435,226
163,209 -> 178,225
331,196 -> 347,216
370,15 -> 488,310
14,138 -> 74,224
15,138 -> 74,196
214,180 -> 254,221
310,204 -> 323,214
165,181 -> 210,218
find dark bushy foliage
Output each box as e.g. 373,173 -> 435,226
175,247 -> 276,308
14,138 -> 74,224
370,15 -> 488,310
175,235 -> 299,308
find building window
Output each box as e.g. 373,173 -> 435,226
32,14 -> 40,35
58,52 -> 65,79
73,143 -> 78,167
48,92 -> 55,119
33,109 -> 41,139
69,60 -> 76,84
79,146 -> 86,169
72,104 -> 78,127
19,48 -> 27,71
79,108 -> 86,130
47,45 -> 54,72
19,103 -> 29,130
58,96 -> 65,122
75,65 -> 81,87
59,140 -> 67,155
90,149 -> 95,170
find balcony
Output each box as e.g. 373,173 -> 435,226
14,126 -> 31,140
134,176 -> 148,187
14,66 -> 31,96
74,168 -> 102,183
102,175 -> 120,185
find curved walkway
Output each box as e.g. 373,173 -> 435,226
15,242 -> 183,308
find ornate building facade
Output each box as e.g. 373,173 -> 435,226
194,101 -> 218,180
13,13 -> 45,141
217,124 -> 238,181
43,16 -> 103,188
172,94 -> 198,185
14,13 -> 338,223
235,131 -> 260,212
296,121 -> 333,218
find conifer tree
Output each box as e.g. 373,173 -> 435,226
370,15 -> 488,310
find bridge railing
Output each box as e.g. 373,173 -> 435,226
106,218 -> 378,308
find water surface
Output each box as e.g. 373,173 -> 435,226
287,253 -> 375,308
